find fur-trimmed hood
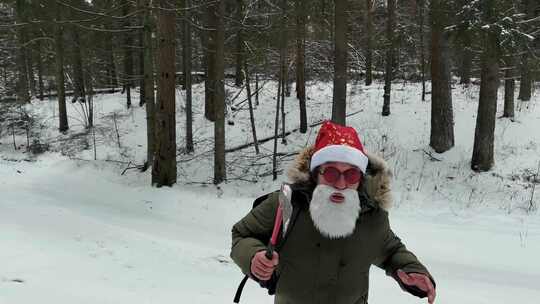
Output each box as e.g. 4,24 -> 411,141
287,146 -> 393,210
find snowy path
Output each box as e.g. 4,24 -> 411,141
1,157 -> 540,304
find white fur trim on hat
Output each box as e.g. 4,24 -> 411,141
310,144 -> 368,173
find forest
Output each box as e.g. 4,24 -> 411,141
0,0 -> 539,186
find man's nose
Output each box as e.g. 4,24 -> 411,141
333,175 -> 347,190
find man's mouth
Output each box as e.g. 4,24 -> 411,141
330,192 -> 345,204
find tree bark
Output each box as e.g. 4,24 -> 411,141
184,0 -> 194,153
295,0 -> 307,133
71,27 -> 86,103
234,0 -> 244,87
122,0 -> 134,108
280,0 -> 288,143
365,0 -> 373,86
244,62 -> 259,154
429,0 -> 454,153
382,0 -> 396,117
36,39 -> 44,100
518,0 -> 534,101
472,29 -> 500,171
332,0 -> 347,125
459,31 -> 473,85
417,0 -> 426,100
15,0 -> 30,104
212,0 -> 226,184
152,0 -> 177,186
503,57 -> 515,119
205,3 -> 216,121
54,9 -> 68,132
142,0 -> 156,167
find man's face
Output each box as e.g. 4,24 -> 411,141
309,162 -> 362,239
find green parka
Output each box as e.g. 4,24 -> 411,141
231,148 -> 434,304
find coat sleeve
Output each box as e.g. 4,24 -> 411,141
230,192 -> 279,276
373,210 -> 436,298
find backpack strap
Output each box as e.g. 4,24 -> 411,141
233,275 -> 249,303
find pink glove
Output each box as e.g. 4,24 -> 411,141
250,250 -> 279,281
397,269 -> 436,304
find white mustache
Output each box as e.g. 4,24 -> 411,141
309,184 -> 361,239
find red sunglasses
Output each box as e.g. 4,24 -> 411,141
319,166 -> 362,185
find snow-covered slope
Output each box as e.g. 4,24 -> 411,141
1,81 -> 539,303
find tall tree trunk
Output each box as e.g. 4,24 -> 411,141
71,27 -> 86,103
15,0 -> 30,104
518,0 -> 534,101
382,0 -> 396,117
365,0 -> 373,86
152,0 -> 177,187
54,11 -> 68,132
472,24 -> 500,171
205,4 -> 216,121
139,18 -> 146,107
142,0 -> 155,167
332,0 -> 347,125
460,32 -> 473,85
518,53 -> 532,101
429,0 -> 454,153
36,39 -> 44,100
123,0 -> 133,108
234,0 -> 244,87
280,0 -> 288,143
417,0 -> 426,100
295,0 -> 307,133
106,34 -> 118,88
503,57 -> 515,118
184,0 -> 194,153
212,0 -> 226,184
244,62 -> 259,154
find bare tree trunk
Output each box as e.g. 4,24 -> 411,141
295,0 -> 307,133
71,27 -> 86,103
234,0 -> 244,87
429,0 -> 454,153
54,10 -> 68,132
122,0 -> 133,108
152,0 -> 177,187
139,17 -> 146,107
365,0 -> 373,86
36,40 -> 44,100
503,57 -> 515,118
212,0 -> 226,184
142,0 -> 156,167
472,30 -> 500,171
332,0 -> 347,124
184,0 -> 194,153
244,62 -> 259,154
518,53 -> 532,101
518,0 -> 534,101
280,0 -> 288,143
205,4 -> 216,121
460,32 -> 472,85
382,0 -> 396,117
15,0 -> 30,104
106,34 -> 118,88
417,0 -> 426,101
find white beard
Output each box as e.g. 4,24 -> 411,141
309,184 -> 361,239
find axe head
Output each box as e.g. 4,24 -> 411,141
279,183 -> 293,234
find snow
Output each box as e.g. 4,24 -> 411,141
1,80 -> 540,303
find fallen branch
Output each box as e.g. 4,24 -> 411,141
226,109 -> 364,153
422,149 -> 442,161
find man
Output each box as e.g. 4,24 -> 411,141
231,121 -> 436,304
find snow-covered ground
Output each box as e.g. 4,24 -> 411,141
1,81 -> 539,303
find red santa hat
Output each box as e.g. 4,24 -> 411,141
310,120 -> 368,174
